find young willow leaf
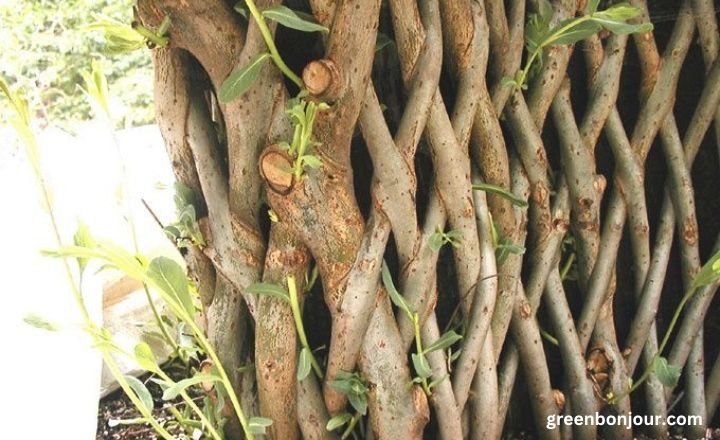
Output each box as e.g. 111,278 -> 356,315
590,16 -> 652,35
691,249 -> 720,289
472,183 -> 528,208
147,257 -> 195,319
653,356 -> 681,388
73,222 -> 95,273
233,2 -> 249,18
586,0 -> 600,14
162,374 -> 222,400
525,0 -> 553,52
248,416 -> 274,434
330,376 -> 353,395
326,412 -> 352,431
500,76 -> 520,89
428,231 -> 445,252
423,330 -> 463,354
598,3 -> 644,21
125,375 -> 154,412
79,62 -> 110,117
445,229 -> 463,240
84,19 -> 146,53
412,352 -> 433,379
246,282 -> 290,302
381,261 -> 413,318
297,347 -> 312,380
156,16 -> 171,36
173,181 -> 196,208
348,393 -> 368,416
261,6 -> 328,33
551,19 -> 603,45
301,154 -> 322,169
331,372 -> 368,413
23,314 -> 59,332
497,241 -> 526,256
134,342 -> 160,374
218,53 -> 271,103
150,377 -> 172,390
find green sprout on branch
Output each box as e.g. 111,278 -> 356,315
381,262 -> 462,396
488,213 -> 526,266
84,15 -> 171,52
219,0 -> 330,182
247,275 -> 324,380
280,97 -> 328,181
327,371 -> 369,439
504,0 -> 652,91
472,182 -> 528,208
164,182 -> 205,249
220,0 -> 328,102
610,249 -> 720,404
428,227 -> 463,252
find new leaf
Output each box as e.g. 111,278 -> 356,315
653,356 -> 681,388
147,257 -> 195,320
261,6 -> 328,33
218,53 -> 271,103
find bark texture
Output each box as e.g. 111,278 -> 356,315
137,0 -> 720,438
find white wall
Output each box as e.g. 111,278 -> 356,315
0,122 -> 176,439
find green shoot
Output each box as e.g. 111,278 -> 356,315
504,0 -> 652,91
472,183 -> 528,208
560,235 -> 577,281
239,0 -> 304,88
268,208 -> 280,223
136,341 -> 224,440
610,249 -> 720,404
488,214 -> 526,265
84,15 -> 171,52
218,53 -> 271,103
243,0 -> 328,87
222,1 -> 328,101
164,182 -> 205,249
381,262 -> 462,395
305,265 -> 319,293
326,412 -> 353,436
539,327 -> 559,346
222,1 -> 330,186
261,5 -> 329,33
328,372 -> 368,439
79,59 -> 111,117
23,314 -> 60,332
248,417 -> 275,435
280,97 -> 328,181
247,276 -> 324,380
428,227 -> 463,252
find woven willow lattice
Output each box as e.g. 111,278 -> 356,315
129,0 -> 720,438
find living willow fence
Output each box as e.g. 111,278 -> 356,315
133,0 -> 719,438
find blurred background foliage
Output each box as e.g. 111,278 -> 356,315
0,0 -> 154,128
